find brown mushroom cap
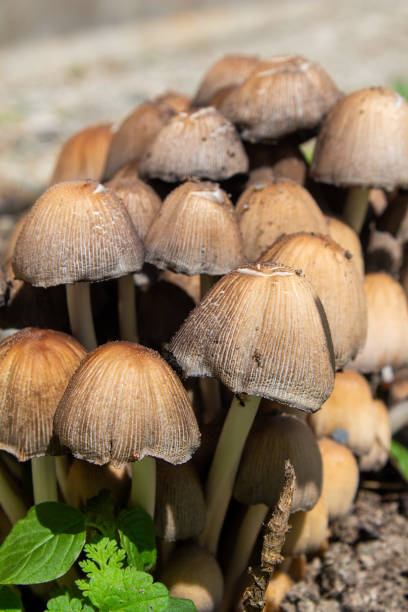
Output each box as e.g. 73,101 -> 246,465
311,87 -> 408,190
54,341 -> 200,467
282,492 -> 328,557
154,91 -> 191,113
261,232 -> 367,369
218,55 -> 342,142
12,180 -> 144,287
318,437 -> 359,519
138,107 -> 248,182
145,181 -> 245,275
0,328 -> 86,461
236,180 -> 327,261
234,413 -> 322,512
169,262 -> 335,412
325,216 -> 364,277
66,459 -> 130,508
50,123 -> 114,185
359,399 -> 391,472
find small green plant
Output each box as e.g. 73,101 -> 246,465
390,439 -> 408,481
0,491 -> 196,612
393,79 -> 408,100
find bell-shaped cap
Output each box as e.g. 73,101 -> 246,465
234,413 -> 322,512
282,493 -> 328,557
311,87 -> 408,190
309,371 -> 376,456
347,273 -> 408,373
145,181 -> 245,275
54,341 -> 200,467
0,328 -> 86,461
359,399 -> 391,472
169,262 -> 335,412
261,232 -> 367,369
154,91 -> 191,113
192,54 -> 260,108
106,176 -> 162,240
12,180 -> 144,287
236,180 -> 326,261
50,123 -> 113,185
325,216 -> 364,277
138,107 -> 248,182
318,438 -> 359,519
218,55 -> 342,142
103,102 -> 174,180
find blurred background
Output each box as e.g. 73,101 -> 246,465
1,0 -> 408,230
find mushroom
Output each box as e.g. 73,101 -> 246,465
325,215 -> 364,277
318,438 -> 359,519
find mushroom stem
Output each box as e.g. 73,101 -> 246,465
198,394 -> 261,554
130,456 -> 156,518
344,187 -> 370,233
118,274 -> 139,343
66,282 -> 97,351
32,456 -> 58,504
199,378 -> 222,424
389,400 -> 408,434
55,456 -> 70,502
0,462 -> 27,523
221,503 -> 269,612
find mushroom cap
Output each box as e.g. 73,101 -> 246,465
309,371 -> 376,456
359,399 -> 391,472
50,123 -> 114,185
12,180 -> 144,287
261,232 -> 367,369
145,181 -> 245,275
282,492 -> 328,556
347,273 -> 408,373
0,327 -> 86,461
106,176 -> 162,240
103,102 -> 174,180
234,413 -> 322,512
192,54 -> 260,108
311,87 -> 408,190
218,55 -> 342,142
169,262 -> 335,412
325,216 -> 364,277
138,107 -> 248,182
236,180 -> 327,262
318,437 -> 359,519
66,459 -> 129,508
54,341 -> 200,467
154,91 -> 191,113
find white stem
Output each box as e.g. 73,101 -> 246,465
130,457 -> 156,518
32,456 -> 58,504
344,187 -> 370,234
0,462 -> 27,523
66,283 -> 97,351
198,394 -> 261,554
118,274 -> 139,343
55,456 -> 70,502
389,401 -> 408,434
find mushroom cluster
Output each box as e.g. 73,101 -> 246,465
1,51 -> 407,612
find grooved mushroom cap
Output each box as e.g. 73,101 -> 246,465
54,341 -> 200,467
50,123 -> 114,185
169,262 -> 335,412
12,180 -> 144,287
145,181 -> 245,275
347,273 -> 408,373
106,176 -> 162,240
261,232 -> 367,369
138,107 -> 248,182
310,87 -> 408,190
192,54 -> 260,108
236,180 -> 327,261
0,328 -> 86,461
155,461 -> 206,542
308,371 -> 376,456
318,438 -> 359,519
325,216 -> 364,277
103,102 -> 174,180
218,55 -> 342,142
359,399 -> 391,472
234,413 -> 322,513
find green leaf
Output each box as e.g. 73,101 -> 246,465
0,585 -> 22,611
167,598 -> 197,612
390,439 -> 408,480
117,508 -> 156,571
78,539 -> 126,579
46,591 -> 95,611
84,491 -> 117,540
80,566 -> 169,612
0,503 -> 86,584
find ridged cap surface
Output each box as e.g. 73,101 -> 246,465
218,55 -> 341,142
236,180 -> 327,261
12,180 -> 144,287
347,273 -> 408,372
311,87 -> 408,190
139,107 -> 248,182
0,328 -> 86,460
234,413 -> 322,512
318,438 -> 359,519
145,181 -> 245,275
325,216 -> 364,277
261,232 -> 367,369
54,341 -> 200,466
169,262 -> 335,412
